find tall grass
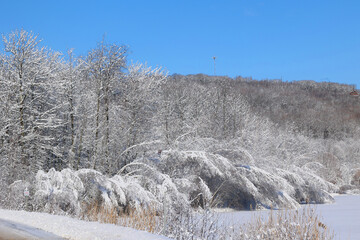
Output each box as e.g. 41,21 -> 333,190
237,207 -> 334,240
80,200 -> 159,233
80,200 -> 334,240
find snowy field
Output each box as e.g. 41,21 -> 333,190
316,195 -> 360,240
217,194 -> 360,240
0,195 -> 358,239
0,209 -> 171,240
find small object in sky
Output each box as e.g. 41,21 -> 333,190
212,56 -> 216,76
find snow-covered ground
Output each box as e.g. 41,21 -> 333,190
0,195 -> 358,239
217,194 -> 360,240
0,218 -> 64,239
316,195 -> 360,240
0,209 -> 171,240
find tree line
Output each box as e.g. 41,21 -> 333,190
0,29 -> 359,188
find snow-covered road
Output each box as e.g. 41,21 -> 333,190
0,218 -> 64,240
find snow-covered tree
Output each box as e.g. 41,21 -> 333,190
82,40 -> 127,173
0,29 -> 65,180
114,63 -> 166,168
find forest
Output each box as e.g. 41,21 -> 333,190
0,29 -> 360,239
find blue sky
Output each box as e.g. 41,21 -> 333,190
1,0 -> 359,88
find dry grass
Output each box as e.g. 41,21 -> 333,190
80,200 -> 335,239
80,200 -> 119,224
118,206 -> 158,233
80,200 -> 159,233
238,206 -> 334,240
79,200 -> 222,239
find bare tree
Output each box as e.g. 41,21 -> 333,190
116,63 -> 166,168
84,40 -> 127,172
1,29 -> 65,178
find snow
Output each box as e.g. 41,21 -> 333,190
216,194 -> 360,240
0,209 -> 172,240
0,218 -> 63,239
316,195 -> 360,240
7,150 -> 338,217
0,195 -> 358,239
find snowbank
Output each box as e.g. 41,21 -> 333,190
0,209 -> 171,240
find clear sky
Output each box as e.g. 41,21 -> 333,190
1,0 -> 359,88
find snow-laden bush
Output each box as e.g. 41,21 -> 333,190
214,148 -> 255,166
291,165 -> 337,203
6,149 -> 338,217
275,167 -> 335,204
119,162 -> 190,214
154,150 -> 258,210
33,168 -> 84,215
19,168 -> 157,216
238,166 -> 299,209
11,166 -> 187,216
133,150 -> 336,210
